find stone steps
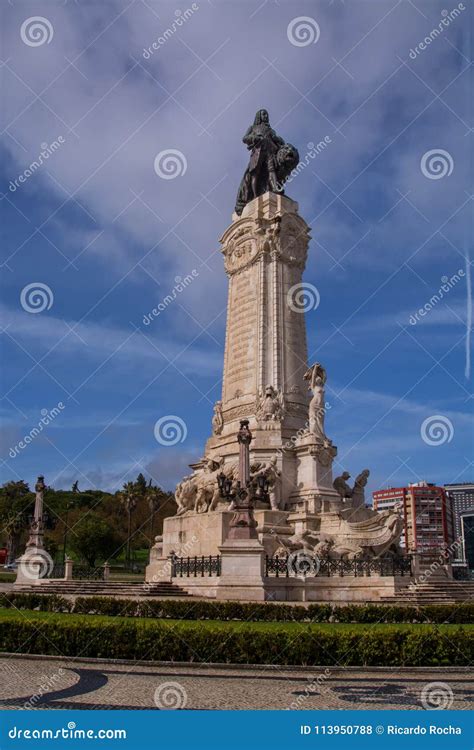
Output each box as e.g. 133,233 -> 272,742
381,580 -> 474,605
14,580 -> 189,598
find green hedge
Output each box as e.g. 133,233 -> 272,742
0,613 -> 471,666
0,593 -> 474,624
1,593 -> 473,624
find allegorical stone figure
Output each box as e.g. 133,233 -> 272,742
352,469 -> 370,508
234,109 -> 299,215
260,456 -> 282,510
304,363 -> 327,439
212,400 -> 224,435
333,471 -> 352,501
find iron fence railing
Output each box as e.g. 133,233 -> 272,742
265,554 -> 412,578
48,564 -> 65,579
171,555 -> 221,578
72,565 -> 105,580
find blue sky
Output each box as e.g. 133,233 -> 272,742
0,0 -> 472,497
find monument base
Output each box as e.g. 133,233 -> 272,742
15,548 -> 50,586
157,508 -> 293,562
216,538 -> 266,601
165,573 -> 412,602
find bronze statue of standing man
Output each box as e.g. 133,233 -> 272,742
235,109 -> 299,215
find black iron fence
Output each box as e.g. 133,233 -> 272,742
171,555 -> 221,578
72,566 -> 105,580
265,554 -> 413,578
49,564 -> 65,579
46,564 -> 105,580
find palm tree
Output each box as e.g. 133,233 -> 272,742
120,481 -> 138,569
146,482 -> 163,542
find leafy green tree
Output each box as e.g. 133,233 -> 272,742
0,481 -> 34,563
68,515 -> 121,567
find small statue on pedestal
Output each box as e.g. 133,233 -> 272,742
304,363 -> 327,439
26,475 -> 46,549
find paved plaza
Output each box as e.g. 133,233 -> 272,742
0,657 -> 471,711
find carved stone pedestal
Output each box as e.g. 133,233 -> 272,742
216,539 -> 266,601
256,509 -> 293,555
15,548 -> 50,586
145,535 -> 173,583
287,434 -> 340,512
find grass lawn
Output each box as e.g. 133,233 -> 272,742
0,608 -> 471,633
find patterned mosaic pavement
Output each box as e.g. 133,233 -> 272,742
0,657 -> 471,711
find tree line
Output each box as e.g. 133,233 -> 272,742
0,473 -> 176,568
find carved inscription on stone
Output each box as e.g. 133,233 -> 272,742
224,267 -> 257,398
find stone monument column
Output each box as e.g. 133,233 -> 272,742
220,192 -> 310,433
205,193 -> 315,508
15,475 -> 52,586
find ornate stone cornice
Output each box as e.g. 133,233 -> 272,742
220,205 -> 310,276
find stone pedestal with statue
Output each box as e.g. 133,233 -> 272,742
146,111 -> 405,601
15,476 -> 54,587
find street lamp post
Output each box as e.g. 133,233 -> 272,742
126,503 -> 132,569
62,502 -> 71,563
217,420 -> 269,540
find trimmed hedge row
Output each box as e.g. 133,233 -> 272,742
0,614 -> 472,666
1,592 -> 473,624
